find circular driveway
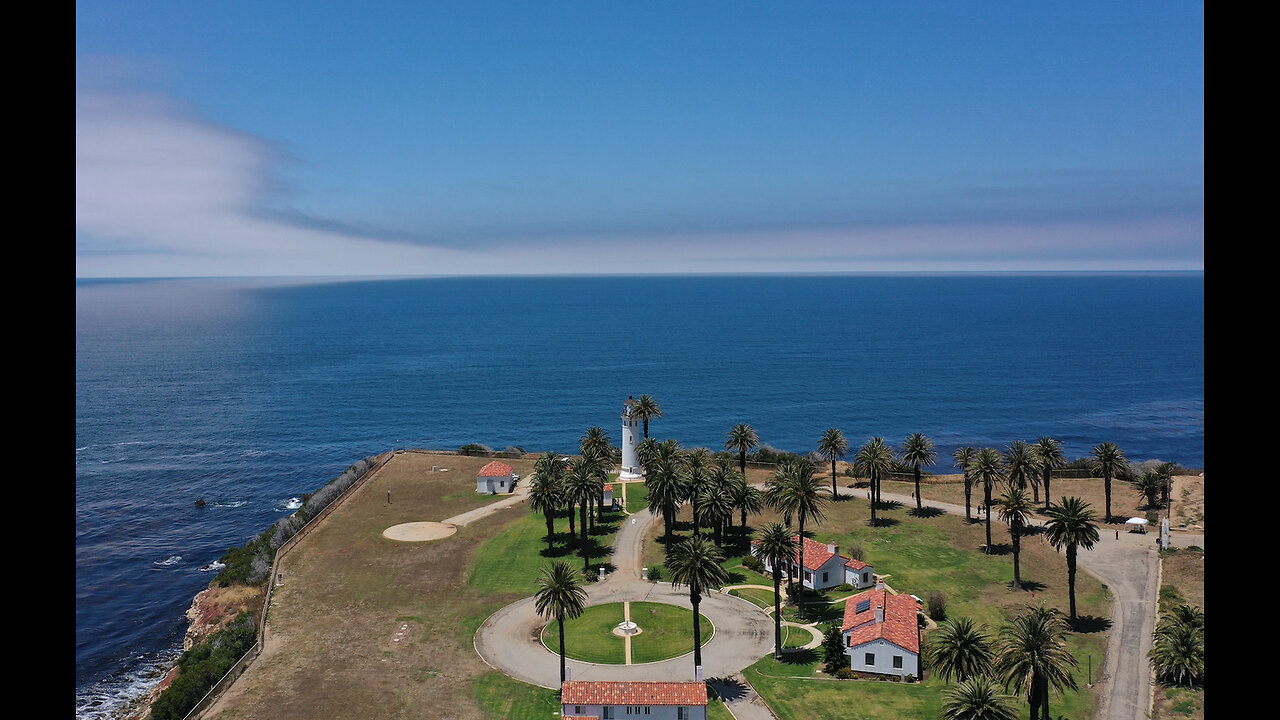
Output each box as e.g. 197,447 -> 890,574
474,510 -> 774,688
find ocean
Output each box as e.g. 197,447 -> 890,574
75,273 -> 1203,717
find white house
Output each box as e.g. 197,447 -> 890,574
475,460 -> 518,494
751,535 -> 876,591
603,483 -> 616,509
561,681 -> 707,720
840,584 -> 921,679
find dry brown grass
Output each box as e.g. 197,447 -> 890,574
879,475 -> 1146,526
204,451 -> 537,720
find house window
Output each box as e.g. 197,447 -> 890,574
846,635 -> 852,647
862,572 -> 869,584
603,709 -> 615,719
804,571 -> 812,582
677,709 -> 687,720
574,707 -> 583,715
822,572 -> 829,583
865,652 -> 876,666
893,655 -> 904,669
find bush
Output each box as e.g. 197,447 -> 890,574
927,591 -> 947,621
821,625 -> 846,674
647,566 -> 663,583
150,612 -> 257,720
905,674 -> 916,683
834,583 -> 855,592
459,443 -> 493,456
847,545 -> 865,562
742,555 -> 765,574
834,667 -> 855,679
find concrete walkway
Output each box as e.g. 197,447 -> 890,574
873,489 -> 1164,720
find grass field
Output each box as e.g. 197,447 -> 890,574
203,452 -> 1118,720
539,602 -> 713,664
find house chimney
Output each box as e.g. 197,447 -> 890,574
696,665 -> 703,681
875,604 -> 885,623
828,543 -> 838,555
876,579 -> 885,591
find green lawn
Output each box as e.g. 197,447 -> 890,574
624,481 -> 649,514
729,586 -> 776,609
468,506 -> 625,595
472,672 -> 559,720
539,601 -> 713,664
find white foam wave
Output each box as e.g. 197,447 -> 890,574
199,560 -> 226,572
213,500 -> 249,508
152,555 -> 181,567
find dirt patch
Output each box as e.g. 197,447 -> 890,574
1169,474 -> 1204,531
383,521 -> 458,541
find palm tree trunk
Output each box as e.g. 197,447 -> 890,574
580,504 -> 590,572
772,568 -> 783,659
1067,546 -> 1078,623
984,483 -> 993,553
831,460 -> 839,499
558,616 -> 567,684
964,474 -> 972,521
870,472 -> 878,525
796,514 -> 806,619
691,587 -> 703,670
1041,468 -> 1051,509
1011,525 -> 1022,589
545,512 -> 555,552
1039,674 -> 1049,720
914,466 -> 922,512
1104,471 -> 1113,522
567,503 -> 576,544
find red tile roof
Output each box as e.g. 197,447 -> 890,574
844,557 -> 870,571
841,588 -> 919,653
561,681 -> 708,706
603,484 -> 614,491
751,535 -> 869,573
477,460 -> 514,477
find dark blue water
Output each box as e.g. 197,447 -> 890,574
75,273 -> 1203,716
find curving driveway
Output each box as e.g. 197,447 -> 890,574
474,507 -> 775,688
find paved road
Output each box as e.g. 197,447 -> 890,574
874,489 -> 1163,720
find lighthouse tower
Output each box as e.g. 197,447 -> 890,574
620,395 -> 642,479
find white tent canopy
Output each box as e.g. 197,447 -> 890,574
1125,517 -> 1149,525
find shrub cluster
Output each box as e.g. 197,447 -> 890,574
926,591 -> 947,621
746,445 -> 810,466
742,555 -> 765,574
213,456 -> 378,587
149,612 -> 257,720
459,443 -> 494,456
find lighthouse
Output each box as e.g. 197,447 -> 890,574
620,395 -> 641,479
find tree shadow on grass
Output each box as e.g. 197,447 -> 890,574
875,499 -> 904,511
778,648 -> 819,666
708,677 -> 750,703
539,545 -> 576,559
868,517 -> 900,528
1020,525 -> 1047,537
1072,615 -> 1111,633
1011,579 -> 1047,592
980,543 -> 1012,556
908,506 -> 945,518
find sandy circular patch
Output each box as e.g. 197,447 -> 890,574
382,522 -> 458,542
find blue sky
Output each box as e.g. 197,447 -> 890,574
76,2 -> 1203,276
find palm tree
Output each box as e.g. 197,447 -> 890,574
902,432 -> 937,513
685,448 -> 712,536
1004,440 -> 1038,497
971,448 -> 1006,553
665,535 -> 729,672
817,428 -> 849,499
1135,471 -> 1162,509
580,426 -> 613,522
755,523 -> 794,659
1033,438 -> 1065,510
1155,461 -> 1177,517
529,452 -> 565,552
996,488 -> 1036,589
697,478 -> 735,548
645,441 -> 686,546
565,457 -> 598,571
854,437 -> 894,525
1044,497 -> 1100,623
954,446 -> 978,521
636,436 -> 659,474
1090,442 -> 1126,522
995,605 -> 1078,720
764,459 -> 827,613
942,675 -> 1019,720
1149,604 -> 1204,686
533,561 -> 588,685
736,483 -> 764,532
631,394 -> 662,439
724,424 -> 759,484
927,616 -> 994,683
